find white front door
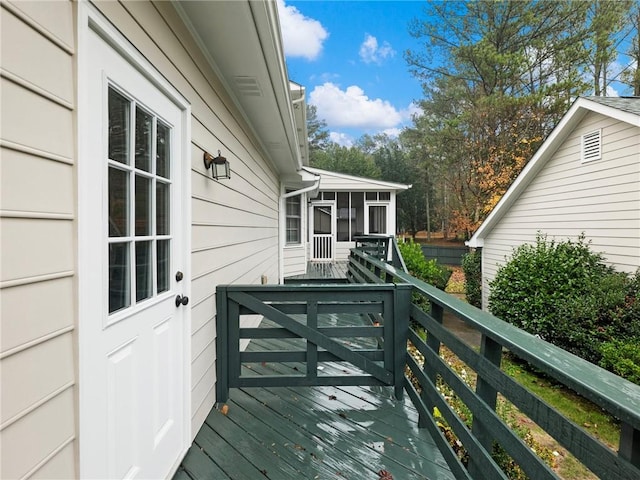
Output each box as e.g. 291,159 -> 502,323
311,204 -> 334,261
80,23 -> 189,479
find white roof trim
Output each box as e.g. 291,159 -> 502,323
467,97 -> 640,247
303,166 -> 411,191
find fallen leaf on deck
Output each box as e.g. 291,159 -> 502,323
328,395 -> 337,400
378,469 -> 394,479
220,404 -> 229,415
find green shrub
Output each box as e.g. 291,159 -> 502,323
462,250 -> 482,308
398,239 -> 451,290
600,339 -> 640,385
488,233 -> 635,364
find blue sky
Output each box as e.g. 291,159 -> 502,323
278,0 -> 637,146
279,0 -> 426,146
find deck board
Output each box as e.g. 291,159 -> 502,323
174,312 -> 454,480
285,261 -> 349,282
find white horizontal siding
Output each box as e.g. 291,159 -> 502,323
1,149 -> 74,215
335,241 -> 356,261
0,2 -> 77,479
90,0 -> 284,438
283,245 -> 307,277
1,388 -> 75,480
0,6 -> 73,105
0,277 -> 74,354
481,111 -> 640,310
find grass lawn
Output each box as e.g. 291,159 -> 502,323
501,354 -> 621,479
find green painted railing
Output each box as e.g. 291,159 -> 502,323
215,283 -> 411,404
348,247 -> 640,480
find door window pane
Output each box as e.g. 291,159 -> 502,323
156,121 -> 170,179
314,206 -> 332,234
157,239 -> 170,294
107,84 -> 173,314
108,89 -> 130,164
156,181 -> 170,235
135,108 -> 152,172
109,242 -> 130,313
351,192 -> 364,240
337,192 -> 349,241
136,241 -> 152,302
369,206 -> 387,234
109,167 -> 129,237
135,175 -> 151,236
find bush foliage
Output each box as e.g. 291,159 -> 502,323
398,240 -> 451,290
488,234 -> 640,382
462,250 -> 482,308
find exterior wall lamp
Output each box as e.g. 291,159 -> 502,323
203,150 -> 231,180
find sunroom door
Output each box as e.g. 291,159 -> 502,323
81,25 -> 188,479
311,204 -> 334,261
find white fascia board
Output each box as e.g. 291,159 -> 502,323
303,166 -> 411,191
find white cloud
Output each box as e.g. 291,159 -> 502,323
329,131 -> 354,147
278,0 -> 328,61
359,34 -> 395,65
382,128 -> 402,138
309,82 -> 402,129
605,85 -> 620,97
401,102 -> 423,122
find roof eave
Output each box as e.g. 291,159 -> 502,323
174,0 -> 303,176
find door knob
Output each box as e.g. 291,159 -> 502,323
175,295 -> 189,307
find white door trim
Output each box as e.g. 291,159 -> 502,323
77,3 -> 191,477
310,202 -> 335,261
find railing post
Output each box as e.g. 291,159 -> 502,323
469,334 -> 502,476
420,301 -> 443,428
307,301 -> 318,381
620,422 -> 640,469
393,284 -> 412,400
215,286 -> 229,404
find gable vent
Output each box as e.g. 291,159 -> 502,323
581,129 -> 601,163
234,76 -> 262,97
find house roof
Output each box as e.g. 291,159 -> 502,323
467,96 -> 640,248
175,1 -> 308,177
303,166 -> 412,191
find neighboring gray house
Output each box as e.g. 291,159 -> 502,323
467,96 -> 640,310
0,1 -> 316,478
282,167 -> 410,277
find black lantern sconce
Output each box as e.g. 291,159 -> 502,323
203,150 -> 231,180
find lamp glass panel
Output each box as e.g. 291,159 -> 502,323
213,161 -> 229,179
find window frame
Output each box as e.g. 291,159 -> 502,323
285,191 -> 302,245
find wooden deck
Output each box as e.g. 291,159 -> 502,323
285,261 -> 349,282
174,314 -> 454,480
